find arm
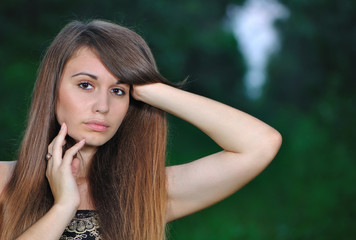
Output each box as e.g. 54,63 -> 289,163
132,83 -> 282,222
16,123 -> 85,239
0,161 -> 75,240
0,161 -> 16,195
0,163 -> 75,240
15,205 -> 77,240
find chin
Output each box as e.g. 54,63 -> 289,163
86,139 -> 109,147
85,135 -> 112,146
69,133 -> 112,147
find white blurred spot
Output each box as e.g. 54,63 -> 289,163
226,0 -> 289,99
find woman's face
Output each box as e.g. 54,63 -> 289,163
56,47 -> 130,147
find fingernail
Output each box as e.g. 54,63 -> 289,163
61,123 -> 66,130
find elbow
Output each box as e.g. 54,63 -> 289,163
250,128 -> 282,165
263,128 -> 282,161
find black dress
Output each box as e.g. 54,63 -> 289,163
60,210 -> 101,240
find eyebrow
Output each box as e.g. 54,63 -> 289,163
71,72 -> 123,84
71,72 -> 98,80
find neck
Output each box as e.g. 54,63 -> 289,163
76,144 -> 97,178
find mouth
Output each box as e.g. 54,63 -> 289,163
84,120 -> 110,132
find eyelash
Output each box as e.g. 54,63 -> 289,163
78,81 -> 126,96
78,82 -> 93,90
110,88 -> 126,96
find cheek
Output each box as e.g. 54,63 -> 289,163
56,87 -> 69,124
55,101 -> 66,125
56,95 -> 81,125
111,103 -> 130,128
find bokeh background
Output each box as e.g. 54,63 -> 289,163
0,0 -> 355,239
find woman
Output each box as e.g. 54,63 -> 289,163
0,20 -> 282,240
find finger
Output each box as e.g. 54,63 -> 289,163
46,151 -> 53,177
47,125 -> 67,152
48,141 -> 54,159
47,137 -> 66,167
46,145 -> 54,172
48,138 -> 66,152
62,139 -> 86,166
52,123 -> 68,165
71,157 -> 80,177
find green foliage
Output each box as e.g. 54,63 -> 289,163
262,0 -> 356,239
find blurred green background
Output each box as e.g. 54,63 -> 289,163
0,0 -> 354,239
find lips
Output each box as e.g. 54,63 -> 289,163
84,120 -> 109,132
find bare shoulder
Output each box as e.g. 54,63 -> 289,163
0,161 -> 17,193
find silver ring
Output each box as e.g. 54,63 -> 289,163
45,153 -> 52,160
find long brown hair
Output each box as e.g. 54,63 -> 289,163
0,20 -> 171,240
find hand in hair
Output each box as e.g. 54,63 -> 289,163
46,123 -> 85,210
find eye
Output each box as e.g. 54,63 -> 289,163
110,88 -> 125,96
78,82 -> 93,90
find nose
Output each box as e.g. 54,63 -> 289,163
93,91 -> 110,114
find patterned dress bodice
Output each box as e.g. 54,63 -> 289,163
60,210 -> 101,240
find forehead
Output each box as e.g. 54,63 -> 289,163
65,47 -> 101,69
63,47 -> 114,77
61,47 -> 130,88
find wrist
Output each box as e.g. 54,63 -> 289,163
132,83 -> 164,102
52,202 -> 78,217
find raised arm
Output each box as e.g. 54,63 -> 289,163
132,83 -> 282,222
